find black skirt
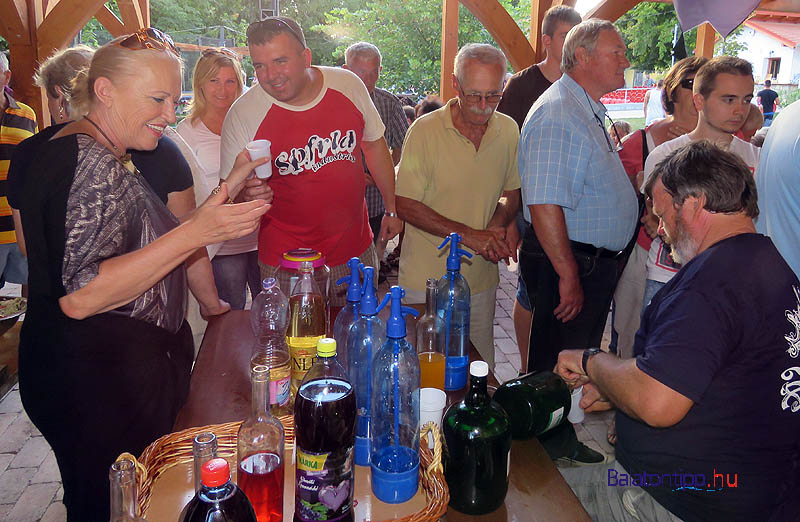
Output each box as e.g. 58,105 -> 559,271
19,304 -> 193,522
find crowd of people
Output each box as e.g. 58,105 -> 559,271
1,5 -> 799,521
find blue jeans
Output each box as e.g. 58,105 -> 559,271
211,251 -> 262,310
642,279 -> 666,312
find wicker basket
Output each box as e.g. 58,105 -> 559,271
118,418 -> 449,522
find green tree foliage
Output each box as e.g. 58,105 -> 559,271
316,0 -> 531,95
615,2 -> 697,72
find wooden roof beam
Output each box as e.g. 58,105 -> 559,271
94,4 -> 126,37
117,0 -> 144,33
36,0 -> 107,56
460,0 -> 536,71
586,0 -> 644,22
0,0 -> 30,45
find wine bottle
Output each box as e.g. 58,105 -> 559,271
491,370 -> 571,439
443,361 -> 511,515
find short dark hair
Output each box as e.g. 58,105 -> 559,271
247,16 -> 306,49
694,55 -> 753,99
644,141 -> 758,218
662,56 -> 708,115
764,79 -> 772,87
542,6 -> 581,37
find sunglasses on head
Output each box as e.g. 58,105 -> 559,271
679,78 -> 694,90
202,47 -> 239,60
118,27 -> 179,56
248,18 -> 305,48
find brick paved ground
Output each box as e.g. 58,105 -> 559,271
0,262 -> 614,519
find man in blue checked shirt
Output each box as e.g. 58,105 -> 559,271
518,20 -> 638,464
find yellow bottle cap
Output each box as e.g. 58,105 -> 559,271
317,338 -> 337,357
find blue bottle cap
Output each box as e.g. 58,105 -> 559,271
359,265 -> 379,315
336,257 -> 362,303
355,436 -> 371,466
438,232 -> 473,272
371,458 -> 420,504
377,285 -> 419,339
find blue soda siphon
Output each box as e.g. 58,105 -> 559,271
332,257 -> 362,373
346,265 -> 386,466
370,285 -> 421,504
436,232 -> 472,391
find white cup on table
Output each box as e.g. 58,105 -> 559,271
568,385 -> 585,424
246,139 -> 272,179
420,387 -> 447,448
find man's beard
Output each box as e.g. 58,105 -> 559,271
667,214 -> 699,265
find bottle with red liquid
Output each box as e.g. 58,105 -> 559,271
180,458 -> 257,522
294,338 -> 356,522
237,364 -> 285,522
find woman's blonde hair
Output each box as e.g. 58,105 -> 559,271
188,50 -> 244,124
70,34 -> 183,118
34,46 -> 94,118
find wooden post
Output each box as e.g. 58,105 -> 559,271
530,0 -> 551,63
440,0 -> 459,101
696,22 -> 717,58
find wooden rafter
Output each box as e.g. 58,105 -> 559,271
117,0 -> 144,33
586,0 -> 642,21
0,0 -> 30,45
530,0 -> 551,63
461,0 -> 536,71
94,4 -> 126,37
36,0 -> 106,56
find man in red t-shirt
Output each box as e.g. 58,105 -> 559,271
221,17 -> 402,306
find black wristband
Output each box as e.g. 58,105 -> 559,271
582,348 -> 601,375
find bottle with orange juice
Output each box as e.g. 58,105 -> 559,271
417,278 -> 446,390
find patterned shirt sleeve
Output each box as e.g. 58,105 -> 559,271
373,89 -> 409,149
62,142 -> 142,293
519,110 -> 587,211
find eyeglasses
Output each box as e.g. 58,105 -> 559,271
586,90 -> 623,153
455,81 -> 502,105
247,18 -> 306,48
679,78 -> 694,90
201,47 -> 239,60
118,27 -> 179,56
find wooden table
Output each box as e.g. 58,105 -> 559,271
174,311 -> 589,521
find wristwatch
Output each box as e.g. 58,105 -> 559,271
384,211 -> 399,218
582,348 -> 602,375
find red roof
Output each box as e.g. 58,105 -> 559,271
744,19 -> 800,47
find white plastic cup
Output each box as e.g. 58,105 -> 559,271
568,385 -> 585,424
246,139 -> 272,179
420,387 -> 447,447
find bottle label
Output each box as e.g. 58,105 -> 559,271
295,447 -> 354,521
543,406 -> 564,434
270,376 -> 290,406
288,335 -> 322,384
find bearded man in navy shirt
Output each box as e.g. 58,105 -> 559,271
555,141 -> 800,522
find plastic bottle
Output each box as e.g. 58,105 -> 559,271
287,261 -> 326,400
250,277 -> 291,415
370,285 -> 421,504
491,370 -> 571,439
442,361 -> 512,515
109,458 -> 147,522
180,458 -> 257,522
294,338 -> 356,522
332,257 -> 362,372
436,232 -> 473,391
346,265 -> 387,466
274,249 -> 331,330
237,365 -> 285,522
416,278 -> 446,390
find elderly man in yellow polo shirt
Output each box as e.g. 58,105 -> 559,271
396,43 -> 521,367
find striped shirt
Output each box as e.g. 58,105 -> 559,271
519,73 -> 637,251
365,87 -> 409,217
0,93 -> 37,244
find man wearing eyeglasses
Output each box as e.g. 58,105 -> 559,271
518,19 -> 638,395
394,43 -> 520,367
220,17 -> 402,307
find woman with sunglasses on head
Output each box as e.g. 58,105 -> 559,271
14,29 -> 270,521
178,48 -> 261,309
